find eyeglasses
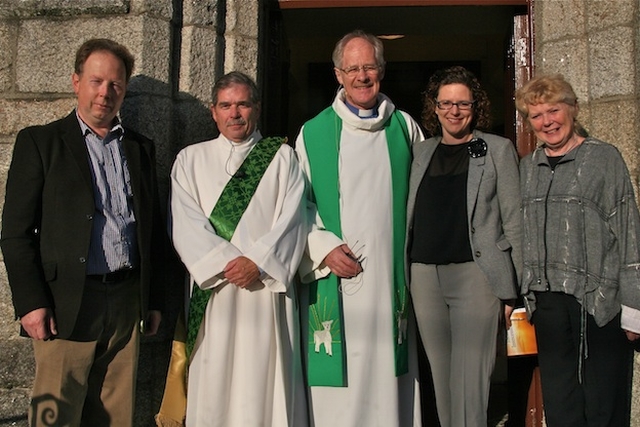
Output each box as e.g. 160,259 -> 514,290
338,64 -> 380,77
436,100 -> 476,110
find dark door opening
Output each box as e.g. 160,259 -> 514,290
263,4 -> 530,146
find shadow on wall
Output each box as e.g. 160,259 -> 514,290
122,75 -> 218,427
121,74 -> 218,204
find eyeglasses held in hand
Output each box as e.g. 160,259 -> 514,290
338,64 -> 380,77
436,100 -> 476,110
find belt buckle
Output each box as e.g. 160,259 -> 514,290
102,267 -> 134,283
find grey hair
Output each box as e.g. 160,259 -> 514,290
211,71 -> 260,106
331,30 -> 385,71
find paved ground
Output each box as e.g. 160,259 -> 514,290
0,339 -> 512,427
0,339 -> 170,427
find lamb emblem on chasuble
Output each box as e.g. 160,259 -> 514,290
314,320 -> 334,356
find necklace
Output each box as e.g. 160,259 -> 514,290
224,141 -> 237,176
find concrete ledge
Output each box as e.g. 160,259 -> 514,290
0,387 -> 28,427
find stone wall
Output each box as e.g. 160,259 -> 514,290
0,0 -> 262,425
1,0 -> 640,425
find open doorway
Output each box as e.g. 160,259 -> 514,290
263,2 -> 530,146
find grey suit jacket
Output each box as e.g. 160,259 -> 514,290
406,130 -> 523,300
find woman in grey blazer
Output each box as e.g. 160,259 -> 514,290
407,66 -> 522,427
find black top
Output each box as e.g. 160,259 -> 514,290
547,154 -> 564,169
410,142 -> 474,265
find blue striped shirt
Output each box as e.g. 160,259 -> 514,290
77,113 -> 138,274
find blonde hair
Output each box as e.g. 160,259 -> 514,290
515,74 -> 587,136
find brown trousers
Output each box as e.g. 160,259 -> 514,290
29,275 -> 141,427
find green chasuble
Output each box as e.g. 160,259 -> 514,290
186,136 -> 285,359
302,107 -> 411,387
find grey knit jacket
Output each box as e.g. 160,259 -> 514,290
520,137 -> 640,326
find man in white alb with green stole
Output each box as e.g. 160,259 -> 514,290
169,72 -> 308,427
294,31 -> 423,427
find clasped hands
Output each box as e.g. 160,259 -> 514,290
224,256 -> 260,288
323,243 -> 363,279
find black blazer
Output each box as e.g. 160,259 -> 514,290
1,111 -> 164,339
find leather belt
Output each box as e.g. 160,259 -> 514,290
88,267 -> 138,284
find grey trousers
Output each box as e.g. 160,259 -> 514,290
411,261 -> 500,427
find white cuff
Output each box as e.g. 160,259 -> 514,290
620,305 -> 640,334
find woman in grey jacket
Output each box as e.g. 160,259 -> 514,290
516,74 -> 640,426
407,66 -> 522,427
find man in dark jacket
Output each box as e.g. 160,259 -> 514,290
1,38 -> 164,427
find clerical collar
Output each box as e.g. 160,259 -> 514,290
344,100 -> 379,118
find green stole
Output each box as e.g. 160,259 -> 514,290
302,107 -> 411,387
186,136 -> 285,358
155,136 -> 284,427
